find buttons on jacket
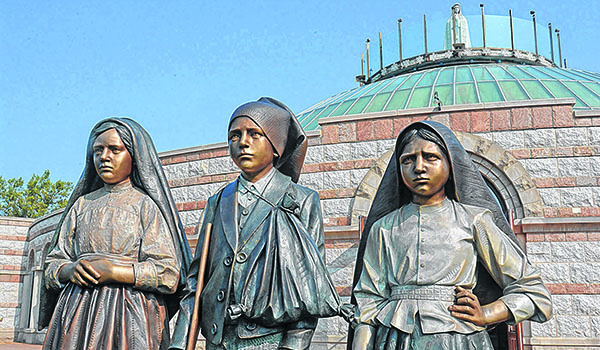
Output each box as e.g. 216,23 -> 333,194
236,252 -> 248,263
217,289 -> 226,302
211,323 -> 218,335
245,322 -> 257,331
224,256 -> 233,267
242,208 -> 249,215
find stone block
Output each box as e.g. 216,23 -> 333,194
323,170 -> 352,189
524,129 -> 556,148
584,242 -> 600,261
590,157 -> 600,176
350,169 -> 369,187
531,106 -> 553,128
573,295 -> 600,316
560,188 -> 594,207
537,189 -> 560,207
207,157 -> 237,174
522,158 -> 558,178
552,295 -> 572,315
492,131 -> 524,149
589,127 -> 600,145
323,143 -> 352,162
179,210 -> 203,228
537,263 -> 570,283
305,145 -> 324,164
491,109 -> 511,130
556,315 -> 591,337
188,160 -> 208,177
376,139 -> 396,156
526,242 -> 552,263
326,247 -> 358,269
556,128 -> 588,147
171,187 -> 189,203
571,263 -> 600,283
163,163 -> 189,180
321,198 -> 352,217
298,172 -> 324,191
338,123 -> 357,142
592,317 -> 600,337
351,141 -> 379,160
530,316 -> 556,337
551,242 -> 586,262
471,111 -> 490,132
552,105 -> 574,127
511,107 -> 532,129
329,266 -> 353,287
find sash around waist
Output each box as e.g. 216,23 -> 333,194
390,285 -> 455,302
78,253 -> 139,265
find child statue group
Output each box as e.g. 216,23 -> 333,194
39,97 -> 552,350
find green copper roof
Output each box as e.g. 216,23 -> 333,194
297,64 -> 600,131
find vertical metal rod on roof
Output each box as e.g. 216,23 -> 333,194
509,9 -> 515,51
423,14 -> 428,54
379,32 -> 384,70
398,19 -> 403,61
564,58 -> 568,68
530,11 -> 538,55
480,4 -> 486,48
548,23 -> 555,64
366,39 -> 371,80
555,29 -> 563,68
361,53 -> 364,76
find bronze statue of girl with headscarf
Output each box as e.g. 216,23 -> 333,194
40,118 -> 192,350
350,121 -> 552,349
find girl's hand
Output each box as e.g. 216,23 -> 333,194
59,260 -> 101,287
449,286 -> 512,326
59,258 -> 134,287
448,286 -> 486,326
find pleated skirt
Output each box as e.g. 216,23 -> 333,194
43,283 -> 170,350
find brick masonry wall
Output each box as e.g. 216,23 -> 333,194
0,217 -> 34,342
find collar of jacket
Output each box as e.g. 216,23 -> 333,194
220,169 -> 292,251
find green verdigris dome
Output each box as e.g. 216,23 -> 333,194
297,63 -> 600,131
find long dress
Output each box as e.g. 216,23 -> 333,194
353,198 -> 552,349
43,181 -> 180,350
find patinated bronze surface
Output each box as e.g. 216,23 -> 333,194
40,118 -> 192,350
171,98 -> 349,350
350,121 -> 552,349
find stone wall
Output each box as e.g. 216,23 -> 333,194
0,216 -> 34,342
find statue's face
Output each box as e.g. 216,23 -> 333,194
92,128 -> 132,185
228,117 -> 276,182
452,4 -> 461,14
399,138 -> 450,205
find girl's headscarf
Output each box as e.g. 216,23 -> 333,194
39,117 -> 192,328
350,121 -> 521,321
229,97 -> 307,183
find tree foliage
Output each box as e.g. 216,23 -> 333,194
0,170 -> 73,218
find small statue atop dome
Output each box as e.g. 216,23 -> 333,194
444,3 -> 471,50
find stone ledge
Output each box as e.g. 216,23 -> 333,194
519,217 -> 600,233
324,225 -> 359,240
527,336 -> 600,346
574,110 -> 600,118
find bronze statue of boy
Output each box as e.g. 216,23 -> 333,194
171,98 -> 347,350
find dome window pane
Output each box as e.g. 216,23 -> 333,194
456,83 -> 478,104
478,82 -> 504,102
365,92 -> 392,113
498,81 -> 529,100
407,87 -> 433,108
385,89 -> 411,110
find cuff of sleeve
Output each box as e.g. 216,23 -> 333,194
500,293 -> 536,324
133,262 -> 158,291
45,262 -> 68,290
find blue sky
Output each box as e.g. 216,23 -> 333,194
2,0 -> 599,183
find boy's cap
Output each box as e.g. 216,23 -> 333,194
229,97 -> 307,183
